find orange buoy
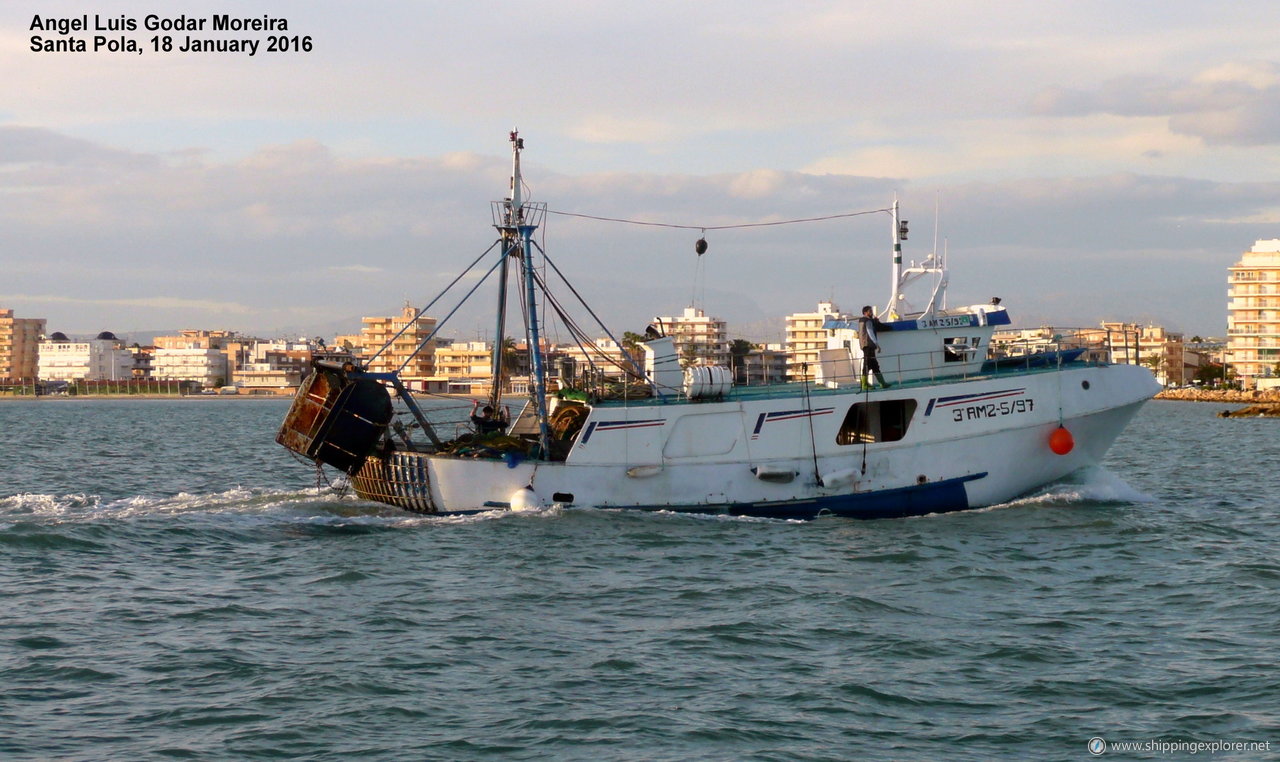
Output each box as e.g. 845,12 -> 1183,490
1049,426 -> 1074,455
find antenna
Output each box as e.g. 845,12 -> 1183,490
933,191 -> 940,264
942,238 -> 949,310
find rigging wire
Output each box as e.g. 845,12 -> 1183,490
536,244 -> 650,381
395,249 -> 509,375
545,206 -> 893,231
532,272 -> 606,380
531,267 -> 632,381
366,239 -> 502,365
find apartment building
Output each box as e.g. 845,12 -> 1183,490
740,343 -> 790,386
153,330 -> 250,384
784,301 -> 843,381
152,347 -> 230,387
435,340 -> 493,394
1228,239 -> 1280,389
0,308 -> 45,381
652,306 -> 729,367
360,304 -> 437,382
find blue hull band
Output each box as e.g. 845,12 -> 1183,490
392,473 -> 986,521
616,472 -> 987,521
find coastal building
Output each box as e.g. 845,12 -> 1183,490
130,346 -> 154,379
152,348 -> 230,387
332,333 -> 367,356
153,330 -> 253,385
785,301 -> 843,381
360,304 -> 437,382
1091,323 -> 1185,385
153,330 -> 240,351
435,340 -> 493,394
653,307 -> 729,368
1138,325 -> 1185,387
235,363 -> 303,392
1228,239 -> 1280,390
740,343 -> 790,386
993,323 -> 1187,386
37,331 -> 136,382
0,308 -> 46,381
554,338 -> 640,383
228,339 -> 315,393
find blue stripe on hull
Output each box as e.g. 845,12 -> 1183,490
378,470 -> 986,521
623,472 -> 987,521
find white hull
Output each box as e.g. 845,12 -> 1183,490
350,363 -> 1158,520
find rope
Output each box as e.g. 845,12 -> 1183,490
801,363 -> 824,488
861,380 -> 871,476
546,206 -> 893,231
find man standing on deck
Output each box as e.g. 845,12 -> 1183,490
858,305 -> 892,390
470,401 -> 506,434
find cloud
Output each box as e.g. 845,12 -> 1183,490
0,125 -> 161,174
1030,61 -> 1280,146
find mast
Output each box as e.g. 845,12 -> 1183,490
885,197 -> 908,319
489,140 -> 520,413
495,131 -> 552,456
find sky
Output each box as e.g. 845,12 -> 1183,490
4,0 -> 1280,343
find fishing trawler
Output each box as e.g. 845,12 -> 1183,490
276,133 -> 1159,520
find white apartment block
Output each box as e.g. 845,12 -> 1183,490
653,307 -> 728,367
152,347 -> 230,387
37,332 -> 135,382
785,301 -> 843,381
1228,239 -> 1280,389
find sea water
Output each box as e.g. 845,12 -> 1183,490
2,399 -> 1278,761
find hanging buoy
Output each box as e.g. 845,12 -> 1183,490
1049,426 -> 1074,455
509,485 -> 545,511
695,237 -> 708,255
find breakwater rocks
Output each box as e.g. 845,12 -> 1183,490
1156,388 -> 1280,403
1154,388 -> 1280,418
1217,405 -> 1280,418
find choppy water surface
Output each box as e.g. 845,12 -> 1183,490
2,399 -> 1278,760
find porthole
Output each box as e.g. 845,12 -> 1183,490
1081,380 -> 1091,390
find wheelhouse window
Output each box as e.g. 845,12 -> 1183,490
943,336 -> 970,362
837,399 -> 917,445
